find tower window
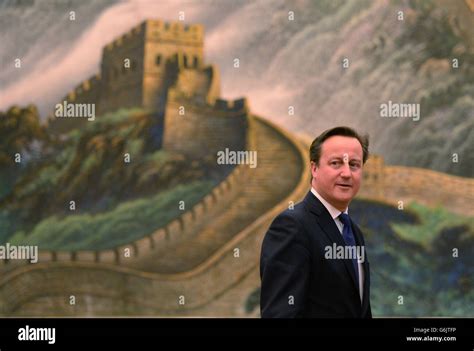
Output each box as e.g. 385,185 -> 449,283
156,55 -> 162,66
183,55 -> 188,68
193,56 -> 198,67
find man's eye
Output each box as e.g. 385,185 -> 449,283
350,163 -> 360,169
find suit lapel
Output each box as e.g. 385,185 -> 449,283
303,191 -> 360,293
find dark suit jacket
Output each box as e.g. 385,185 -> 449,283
260,191 -> 372,318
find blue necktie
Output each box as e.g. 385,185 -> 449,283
338,213 -> 359,288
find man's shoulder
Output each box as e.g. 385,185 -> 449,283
274,200 -> 308,224
266,201 -> 312,246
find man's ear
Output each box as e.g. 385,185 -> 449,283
310,161 -> 318,179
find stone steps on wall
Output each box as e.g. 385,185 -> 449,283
125,117 -> 301,273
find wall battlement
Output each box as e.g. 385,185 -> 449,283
65,74 -> 102,102
144,20 -> 204,44
214,98 -> 249,112
104,24 -> 144,51
103,20 -> 203,53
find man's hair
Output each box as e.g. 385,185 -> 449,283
309,126 -> 369,165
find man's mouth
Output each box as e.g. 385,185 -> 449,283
336,183 -> 352,188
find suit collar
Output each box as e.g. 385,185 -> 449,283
310,187 -> 348,220
303,190 -> 328,217
303,191 -> 345,247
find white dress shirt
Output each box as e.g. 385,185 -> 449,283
311,187 -> 364,302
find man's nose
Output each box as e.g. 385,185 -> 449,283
340,163 -> 351,177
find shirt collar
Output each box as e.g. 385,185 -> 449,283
310,187 -> 348,220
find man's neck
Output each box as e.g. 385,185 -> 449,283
310,187 -> 348,218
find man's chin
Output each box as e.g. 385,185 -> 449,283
333,192 -> 356,203
334,185 -> 359,196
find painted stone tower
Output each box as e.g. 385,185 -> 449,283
47,19 -> 250,158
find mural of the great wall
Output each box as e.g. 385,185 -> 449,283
0,0 -> 473,317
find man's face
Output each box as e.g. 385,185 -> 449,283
311,136 -> 363,211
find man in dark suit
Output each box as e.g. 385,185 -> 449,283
260,126 -> 371,318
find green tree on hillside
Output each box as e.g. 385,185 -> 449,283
0,105 -> 48,167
